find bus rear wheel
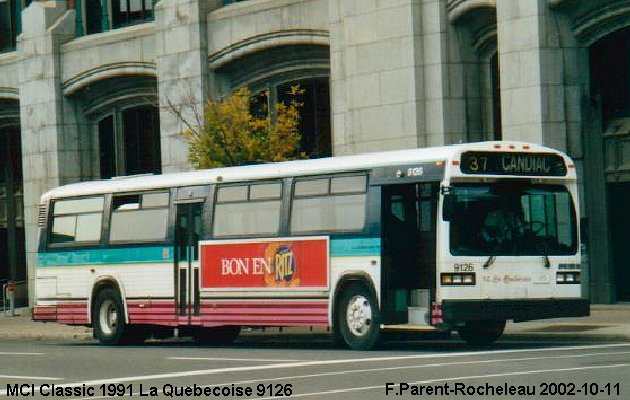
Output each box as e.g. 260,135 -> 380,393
93,288 -> 143,345
193,326 -> 241,345
337,283 -> 381,350
457,319 -> 506,346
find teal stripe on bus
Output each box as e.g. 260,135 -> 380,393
38,238 -> 380,267
330,237 -> 381,257
38,246 -> 173,267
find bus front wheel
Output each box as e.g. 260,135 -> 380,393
457,319 -> 506,346
337,283 -> 381,350
93,288 -> 144,345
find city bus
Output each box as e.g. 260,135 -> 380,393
33,141 -> 588,350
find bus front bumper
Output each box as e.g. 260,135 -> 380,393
441,298 -> 590,324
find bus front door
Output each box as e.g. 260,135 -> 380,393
381,183 -> 438,325
175,202 -> 203,324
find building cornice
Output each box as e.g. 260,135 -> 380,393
62,62 -> 157,96
208,29 -> 329,70
448,0 -> 496,22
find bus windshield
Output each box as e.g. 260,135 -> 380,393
448,183 -> 577,256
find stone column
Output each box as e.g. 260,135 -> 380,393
329,0 -> 426,155
419,0 -> 467,146
497,0 -> 567,150
17,1 -> 79,304
329,0 -> 466,154
155,0 -> 221,173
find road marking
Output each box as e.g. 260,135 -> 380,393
0,352 -> 44,355
6,342 -> 630,397
0,374 -> 61,381
69,354 -> 630,400
168,357 -> 301,362
340,350 -> 630,375
71,358 -> 630,400
255,363 -> 630,399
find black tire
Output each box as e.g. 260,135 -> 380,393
93,288 -> 143,345
332,324 -> 345,348
457,319 -> 506,346
194,326 -> 241,345
337,283 -> 381,350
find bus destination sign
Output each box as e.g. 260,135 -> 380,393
460,151 -> 567,176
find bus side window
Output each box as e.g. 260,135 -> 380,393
213,182 -> 283,237
109,192 -> 170,243
290,174 -> 367,234
49,197 -> 104,245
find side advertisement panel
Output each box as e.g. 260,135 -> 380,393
199,236 -> 329,290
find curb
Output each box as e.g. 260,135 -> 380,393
502,332 -> 630,342
0,328 -> 628,343
0,334 -> 93,341
590,304 -> 630,311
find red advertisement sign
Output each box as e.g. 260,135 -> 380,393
199,237 -> 329,289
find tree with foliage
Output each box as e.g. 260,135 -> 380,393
177,86 -> 304,169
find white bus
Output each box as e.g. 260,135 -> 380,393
33,141 -> 588,349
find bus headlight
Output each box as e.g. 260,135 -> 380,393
441,273 -> 475,286
556,271 -> 581,284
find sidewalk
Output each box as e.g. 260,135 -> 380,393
0,308 -> 92,340
1,305 -> 629,342
503,304 -> 630,341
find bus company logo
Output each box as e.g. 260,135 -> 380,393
483,274 -> 532,284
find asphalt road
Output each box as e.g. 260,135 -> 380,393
0,334 -> 628,399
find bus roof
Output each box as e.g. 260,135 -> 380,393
41,141 -> 571,201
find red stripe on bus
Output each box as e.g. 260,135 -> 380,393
126,300 -> 329,327
33,303 -> 88,325
36,300 -> 329,327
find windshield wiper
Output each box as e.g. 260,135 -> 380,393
483,255 -> 496,269
543,251 -> 551,269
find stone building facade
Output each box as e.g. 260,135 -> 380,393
0,0 -> 629,304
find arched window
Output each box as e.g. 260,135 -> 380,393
250,78 -> 331,158
78,76 -> 161,179
215,45 -> 332,159
97,105 -> 161,178
590,27 -> 630,121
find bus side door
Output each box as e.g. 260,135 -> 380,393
174,187 -> 207,323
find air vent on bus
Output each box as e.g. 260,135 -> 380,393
38,204 -> 47,228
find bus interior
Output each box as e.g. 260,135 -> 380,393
380,182 -> 439,326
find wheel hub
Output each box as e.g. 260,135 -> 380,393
99,299 -> 117,336
346,295 -> 372,337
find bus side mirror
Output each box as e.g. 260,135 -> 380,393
443,193 -> 454,221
